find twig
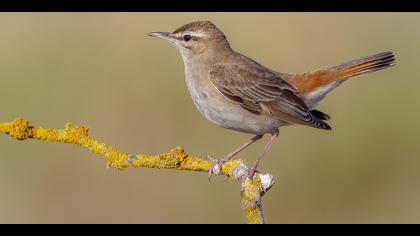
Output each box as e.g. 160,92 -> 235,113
0,118 -> 274,224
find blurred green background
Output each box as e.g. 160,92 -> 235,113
0,13 -> 418,223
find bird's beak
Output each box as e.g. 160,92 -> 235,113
147,32 -> 173,40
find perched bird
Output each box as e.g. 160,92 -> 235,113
148,20 -> 395,180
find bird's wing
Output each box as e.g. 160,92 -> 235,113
209,62 -> 331,130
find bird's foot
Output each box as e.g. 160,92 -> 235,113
206,155 -> 231,182
239,167 -> 260,183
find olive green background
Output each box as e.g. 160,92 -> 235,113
0,13 -> 418,223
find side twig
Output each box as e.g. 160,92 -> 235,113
0,118 -> 274,224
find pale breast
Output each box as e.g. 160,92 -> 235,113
183,64 -> 285,135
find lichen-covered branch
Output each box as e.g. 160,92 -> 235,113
0,117 -> 274,224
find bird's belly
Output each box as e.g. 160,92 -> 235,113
186,77 -> 285,135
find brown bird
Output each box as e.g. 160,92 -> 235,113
148,20 -> 395,180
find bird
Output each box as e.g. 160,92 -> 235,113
147,20 -> 395,181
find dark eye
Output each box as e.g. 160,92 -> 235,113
183,34 -> 192,42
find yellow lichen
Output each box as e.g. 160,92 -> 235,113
0,118 -> 34,140
242,177 -> 264,224
0,118 -> 271,224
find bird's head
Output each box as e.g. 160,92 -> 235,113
148,20 -> 231,60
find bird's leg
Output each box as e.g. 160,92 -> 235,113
207,134 -> 263,181
245,129 -> 279,180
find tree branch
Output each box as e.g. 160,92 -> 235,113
0,118 -> 274,224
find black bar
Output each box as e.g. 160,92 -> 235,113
0,0 -> 417,12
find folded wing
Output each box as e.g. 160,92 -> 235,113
209,62 -> 331,130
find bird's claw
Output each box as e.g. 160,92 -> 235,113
207,155 -> 230,182
239,167 -> 260,183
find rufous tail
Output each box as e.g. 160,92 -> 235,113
288,52 -> 396,95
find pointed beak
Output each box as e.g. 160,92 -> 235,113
147,32 -> 172,40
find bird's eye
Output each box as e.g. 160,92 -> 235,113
183,34 -> 192,42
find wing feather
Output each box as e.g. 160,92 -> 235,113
209,62 -> 331,130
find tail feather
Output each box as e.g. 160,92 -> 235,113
281,52 -> 395,129
288,52 -> 396,95
333,52 -> 395,80
285,52 -> 395,110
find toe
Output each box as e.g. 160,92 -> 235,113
207,155 -> 227,182
208,170 -> 214,182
